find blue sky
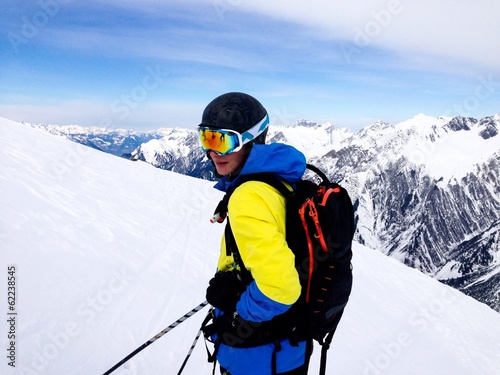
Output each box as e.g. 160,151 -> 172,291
1,0 -> 499,131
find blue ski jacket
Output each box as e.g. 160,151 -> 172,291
212,143 -> 307,375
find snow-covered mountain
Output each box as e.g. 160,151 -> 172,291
131,122 -> 353,179
129,114 -> 500,313
27,123 -> 165,157
26,114 -> 500,314
130,127 -> 214,180
319,114 -> 500,313
2,118 -> 500,374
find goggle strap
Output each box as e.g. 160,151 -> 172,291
240,114 -> 269,144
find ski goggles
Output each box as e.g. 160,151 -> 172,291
198,114 -> 269,156
198,128 -> 243,156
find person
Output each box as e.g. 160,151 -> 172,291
198,92 -> 311,375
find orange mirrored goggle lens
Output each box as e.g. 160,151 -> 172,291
198,128 -> 242,156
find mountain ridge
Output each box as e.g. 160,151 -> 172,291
22,113 -> 500,312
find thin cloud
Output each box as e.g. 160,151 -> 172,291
231,0 -> 500,70
1,0 -> 498,130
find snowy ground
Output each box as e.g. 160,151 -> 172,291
1,118 -> 500,375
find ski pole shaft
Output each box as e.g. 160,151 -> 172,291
177,328 -> 203,375
102,300 -> 209,375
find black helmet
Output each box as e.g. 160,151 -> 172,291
199,92 -> 269,144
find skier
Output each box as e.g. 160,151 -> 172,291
199,92 -> 311,375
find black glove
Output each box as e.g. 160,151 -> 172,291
206,271 -> 245,313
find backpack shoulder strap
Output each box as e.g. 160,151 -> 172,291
233,173 -> 293,198
214,163 -> 328,223
305,163 -> 330,185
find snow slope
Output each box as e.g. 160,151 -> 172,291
1,118 -> 500,375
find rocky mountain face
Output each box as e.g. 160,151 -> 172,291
130,128 -> 215,180
322,115 -> 499,312
31,114 -> 500,312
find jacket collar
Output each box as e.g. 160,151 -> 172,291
214,143 -> 306,192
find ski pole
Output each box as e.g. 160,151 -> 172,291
177,327 -> 203,375
102,300 -> 209,375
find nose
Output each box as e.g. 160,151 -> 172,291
209,150 -> 221,159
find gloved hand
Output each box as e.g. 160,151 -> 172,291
206,271 -> 245,313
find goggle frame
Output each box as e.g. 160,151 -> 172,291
198,113 -> 269,156
198,127 -> 243,156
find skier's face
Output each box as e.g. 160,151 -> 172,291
209,148 -> 246,176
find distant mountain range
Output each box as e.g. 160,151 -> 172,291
27,123 -> 165,157
28,114 -> 500,312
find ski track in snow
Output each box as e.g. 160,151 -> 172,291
1,118 -> 500,375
